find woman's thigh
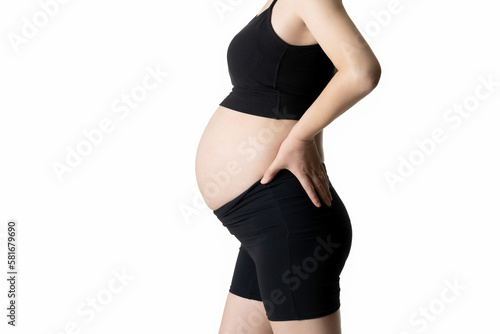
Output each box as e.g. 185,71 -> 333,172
269,308 -> 342,334
218,291 -> 273,334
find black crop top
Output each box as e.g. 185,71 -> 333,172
219,0 -> 337,120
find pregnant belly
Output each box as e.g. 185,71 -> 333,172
195,106 -> 300,211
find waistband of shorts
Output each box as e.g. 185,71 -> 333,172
213,162 -> 327,219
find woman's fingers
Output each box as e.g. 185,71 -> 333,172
296,174 -> 321,207
319,164 -> 332,201
311,172 -> 332,207
296,170 -> 332,208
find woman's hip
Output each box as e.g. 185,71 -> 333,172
213,162 -> 352,248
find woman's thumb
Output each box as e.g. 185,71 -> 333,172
260,164 -> 279,184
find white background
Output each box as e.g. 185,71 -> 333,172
1,0 -> 499,333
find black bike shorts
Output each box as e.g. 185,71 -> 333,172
213,162 -> 352,321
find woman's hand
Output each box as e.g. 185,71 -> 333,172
260,133 -> 333,208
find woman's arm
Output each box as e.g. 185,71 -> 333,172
314,129 -> 324,162
288,0 -> 382,142
261,0 -> 381,208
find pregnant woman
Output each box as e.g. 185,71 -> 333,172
195,0 -> 381,333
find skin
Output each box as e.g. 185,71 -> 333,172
195,0 -> 381,332
219,292 -> 342,334
260,0 -> 382,210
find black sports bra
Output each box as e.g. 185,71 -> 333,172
219,0 -> 337,120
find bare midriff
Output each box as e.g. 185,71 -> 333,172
195,106 -> 324,211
